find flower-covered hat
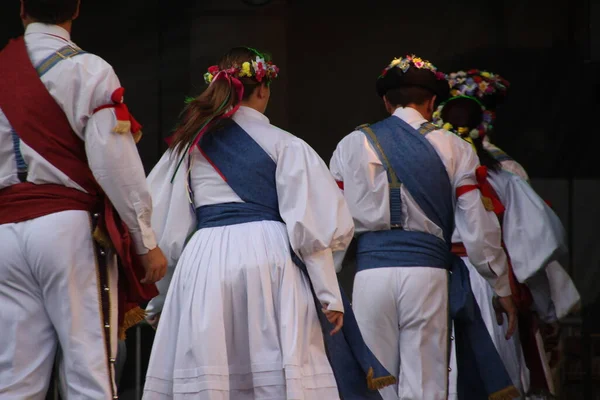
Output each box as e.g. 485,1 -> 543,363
446,69 -> 509,112
204,50 -> 279,85
376,54 -> 449,101
432,69 -> 510,141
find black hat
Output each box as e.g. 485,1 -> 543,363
376,55 -> 449,102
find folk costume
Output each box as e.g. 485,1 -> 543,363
436,69 -> 580,399
143,57 -> 394,399
330,55 -> 517,400
0,23 -> 158,399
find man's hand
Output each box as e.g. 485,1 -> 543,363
146,313 -> 161,330
541,321 -> 561,352
492,295 -> 518,340
139,247 -> 168,284
322,308 -> 344,336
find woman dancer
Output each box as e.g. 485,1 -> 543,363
436,70 -> 579,399
142,47 -> 393,400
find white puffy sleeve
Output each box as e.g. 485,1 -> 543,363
450,137 -> 510,296
276,139 -> 354,313
76,57 -> 157,254
495,173 -> 568,282
144,150 -> 197,317
329,131 -> 390,234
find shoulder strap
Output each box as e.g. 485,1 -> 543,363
36,44 -> 87,77
418,121 -> 439,136
359,125 -> 403,228
366,116 -> 454,241
0,37 -> 97,194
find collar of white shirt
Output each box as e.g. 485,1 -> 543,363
235,106 -> 270,124
392,107 -> 427,130
25,22 -> 71,42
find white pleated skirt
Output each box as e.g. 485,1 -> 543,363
448,256 -> 527,399
143,221 -> 339,400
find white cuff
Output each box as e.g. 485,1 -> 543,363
301,248 -> 344,313
493,273 -> 511,297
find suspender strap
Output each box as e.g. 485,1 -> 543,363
360,125 -> 403,227
36,45 -> 86,77
418,121 -> 439,136
11,44 -> 87,181
360,121 -> 438,228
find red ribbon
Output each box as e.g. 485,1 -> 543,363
165,70 -> 245,149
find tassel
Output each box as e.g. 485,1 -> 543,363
118,306 -> 146,340
488,385 -> 521,400
93,225 -> 114,251
481,196 -> 495,211
366,367 -> 397,391
132,130 -> 143,144
112,120 -> 132,135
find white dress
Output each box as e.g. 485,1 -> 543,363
143,106 -> 354,400
448,169 -> 580,399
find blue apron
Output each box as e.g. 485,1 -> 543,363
356,115 -> 519,400
193,120 -> 395,400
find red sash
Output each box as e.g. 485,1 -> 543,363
453,166 -> 550,393
0,36 -> 158,338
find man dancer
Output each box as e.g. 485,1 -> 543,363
0,1 -> 167,398
330,55 -> 517,399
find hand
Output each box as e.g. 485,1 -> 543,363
139,247 -> 168,284
146,313 -> 161,330
541,321 -> 561,352
492,295 -> 518,340
322,308 -> 344,336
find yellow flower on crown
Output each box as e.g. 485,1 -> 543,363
457,127 -> 469,134
442,122 -> 453,131
412,57 -> 423,64
480,71 -> 491,78
390,58 -> 402,67
239,62 -> 252,77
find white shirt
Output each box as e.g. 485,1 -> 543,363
330,107 -> 510,296
146,106 -> 354,315
0,23 -> 156,254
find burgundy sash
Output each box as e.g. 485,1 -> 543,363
0,36 -> 158,336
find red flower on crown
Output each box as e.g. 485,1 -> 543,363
208,65 -> 220,75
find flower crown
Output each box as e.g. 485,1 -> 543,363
204,55 -> 279,85
432,96 -> 494,140
447,69 -> 509,99
380,54 -> 446,80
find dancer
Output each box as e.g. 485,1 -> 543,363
330,55 -> 518,399
144,47 -> 393,400
435,69 -> 580,399
0,0 -> 167,398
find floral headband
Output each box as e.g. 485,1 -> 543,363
447,69 -> 509,99
432,95 -> 494,141
204,55 -> 279,85
380,54 -> 446,80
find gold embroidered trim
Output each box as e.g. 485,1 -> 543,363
366,367 -> 397,391
488,385 -> 521,400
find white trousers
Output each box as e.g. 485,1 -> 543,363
0,210 -> 118,399
353,267 -> 449,400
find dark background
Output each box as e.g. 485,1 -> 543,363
2,0 -> 595,177
2,0 -> 599,398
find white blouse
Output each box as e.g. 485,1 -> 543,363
146,106 -> 354,316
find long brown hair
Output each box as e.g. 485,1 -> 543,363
170,47 -> 273,156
